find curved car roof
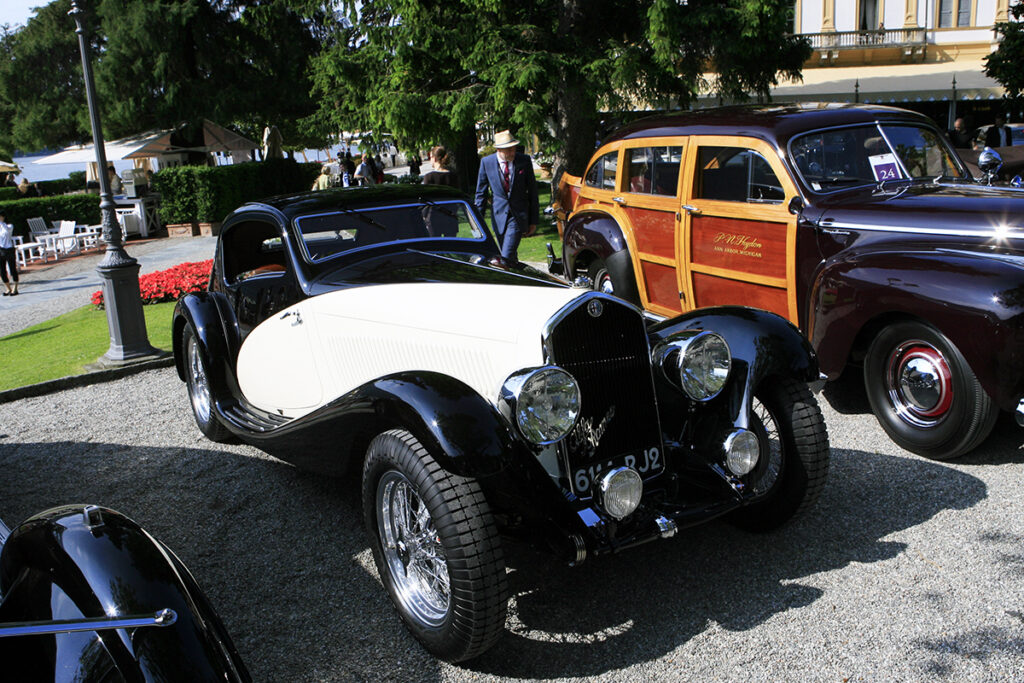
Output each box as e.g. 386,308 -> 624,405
602,102 -> 938,148
242,184 -> 473,222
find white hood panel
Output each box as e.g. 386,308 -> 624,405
236,283 -> 585,417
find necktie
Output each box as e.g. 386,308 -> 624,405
501,161 -> 510,193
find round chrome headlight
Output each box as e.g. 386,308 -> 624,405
499,367 -> 581,444
595,467 -> 643,520
678,331 -> 731,401
724,429 -> 759,476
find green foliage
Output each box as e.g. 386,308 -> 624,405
151,158 -> 319,223
0,187 -> 19,202
0,176 -> 82,201
0,301 -> 174,392
985,3 -> 1024,105
0,193 -> 101,238
0,1 -> 325,154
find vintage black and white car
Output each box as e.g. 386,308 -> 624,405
172,184 -> 830,661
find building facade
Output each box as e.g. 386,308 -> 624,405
772,0 -> 1015,129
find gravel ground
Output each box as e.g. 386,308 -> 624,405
1,368 -> 1022,681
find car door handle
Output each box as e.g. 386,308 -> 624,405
611,196 -> 626,204
682,205 -> 701,215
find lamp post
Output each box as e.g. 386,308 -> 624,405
69,0 -> 160,365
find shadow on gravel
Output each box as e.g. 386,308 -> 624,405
0,438 -> 988,681
462,448 -> 987,679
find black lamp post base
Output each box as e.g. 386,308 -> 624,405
95,261 -> 163,363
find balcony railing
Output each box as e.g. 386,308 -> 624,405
805,28 -> 927,49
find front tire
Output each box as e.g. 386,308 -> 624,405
183,325 -> 232,442
863,321 -> 997,459
362,430 -> 507,662
729,377 -> 830,532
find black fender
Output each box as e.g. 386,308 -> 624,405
172,292 -> 240,396
236,371 -> 526,480
649,306 -> 820,439
0,505 -> 249,681
808,249 -> 1024,411
563,210 -> 640,303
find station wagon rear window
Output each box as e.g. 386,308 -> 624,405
627,146 -> 682,196
294,200 -> 486,263
585,151 -> 618,190
790,124 -> 968,192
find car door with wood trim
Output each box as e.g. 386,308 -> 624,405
679,136 -> 799,324
618,140 -> 686,317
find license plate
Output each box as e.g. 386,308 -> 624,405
571,446 -> 662,496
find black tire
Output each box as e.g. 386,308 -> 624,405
863,321 -> 997,460
588,259 -> 616,296
729,377 -> 830,532
362,429 -> 507,662
182,325 -> 232,443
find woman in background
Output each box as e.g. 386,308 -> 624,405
0,212 -> 19,296
421,146 -> 457,188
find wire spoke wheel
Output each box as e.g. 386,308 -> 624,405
377,470 -> 450,627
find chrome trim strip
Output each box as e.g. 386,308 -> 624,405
0,609 -> 178,638
816,221 -> 1024,240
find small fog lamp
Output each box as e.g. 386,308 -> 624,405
595,467 -> 643,520
724,429 -> 760,476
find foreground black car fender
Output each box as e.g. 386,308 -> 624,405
0,505 -> 249,681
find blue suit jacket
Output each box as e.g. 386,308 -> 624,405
474,152 -> 539,237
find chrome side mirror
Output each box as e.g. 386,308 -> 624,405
978,146 -> 1003,185
787,196 -> 805,216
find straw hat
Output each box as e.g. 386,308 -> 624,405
493,130 -> 519,149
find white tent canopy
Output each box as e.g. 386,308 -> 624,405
35,120 -> 259,166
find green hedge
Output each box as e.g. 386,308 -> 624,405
0,175 -> 87,202
0,194 -> 101,238
0,187 -> 18,202
151,158 -> 320,224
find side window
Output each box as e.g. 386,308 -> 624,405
626,146 -> 682,196
695,146 -> 784,203
585,151 -> 618,190
221,221 -> 287,284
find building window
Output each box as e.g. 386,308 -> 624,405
938,0 -> 972,28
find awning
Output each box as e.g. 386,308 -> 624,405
35,120 -> 258,165
33,129 -> 174,165
765,60 -> 1004,104
0,159 -> 19,173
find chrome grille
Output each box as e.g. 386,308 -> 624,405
545,295 -> 663,493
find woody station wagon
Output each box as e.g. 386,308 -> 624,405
553,103 -> 1024,460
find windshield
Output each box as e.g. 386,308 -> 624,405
790,124 -> 968,192
294,200 -> 487,262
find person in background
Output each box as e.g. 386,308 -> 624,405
0,212 -> 19,296
947,118 -> 974,150
421,146 -> 456,188
409,154 -> 422,176
108,165 -> 123,194
373,154 -> 385,184
354,154 -> 376,186
985,114 -> 1014,148
474,129 -> 538,263
3,172 -> 16,187
312,164 -> 332,190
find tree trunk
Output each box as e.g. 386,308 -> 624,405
452,126 -> 479,196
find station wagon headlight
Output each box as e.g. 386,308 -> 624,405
654,330 -> 731,401
499,367 -> 581,444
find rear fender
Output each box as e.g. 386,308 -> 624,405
172,293 -> 239,395
809,251 -> 1024,410
563,211 -> 629,279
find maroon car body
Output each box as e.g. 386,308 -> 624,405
553,103 -> 1024,459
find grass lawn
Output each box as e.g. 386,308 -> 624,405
517,177 -> 562,264
0,301 -> 175,392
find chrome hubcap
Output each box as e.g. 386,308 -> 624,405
186,335 -> 212,423
886,341 -> 952,427
376,471 -> 449,627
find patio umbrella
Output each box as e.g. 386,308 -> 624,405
0,159 -> 20,173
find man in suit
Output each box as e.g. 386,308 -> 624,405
475,130 -> 539,263
985,114 -> 1014,148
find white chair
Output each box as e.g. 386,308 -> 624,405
43,220 -> 81,259
117,212 -> 140,238
76,224 -> 102,250
27,216 -> 53,243
13,235 -> 46,267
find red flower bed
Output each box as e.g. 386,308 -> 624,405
92,259 -> 213,309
